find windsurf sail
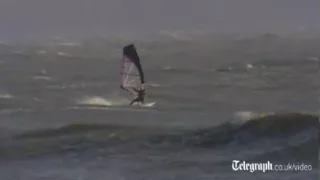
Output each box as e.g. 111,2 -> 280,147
121,44 -> 145,92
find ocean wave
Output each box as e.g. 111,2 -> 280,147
0,108 -> 33,114
45,82 -> 107,90
162,66 -> 215,74
14,123 -> 140,139
14,113 -> 318,147
254,58 -> 319,68
147,113 -> 318,148
184,113 -> 318,147
5,123 -> 145,160
3,113 -> 317,160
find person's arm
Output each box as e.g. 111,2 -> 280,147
132,87 -> 139,92
121,85 -> 136,96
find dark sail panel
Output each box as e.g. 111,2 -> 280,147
123,44 -> 145,84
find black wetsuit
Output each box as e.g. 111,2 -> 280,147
130,88 -> 145,105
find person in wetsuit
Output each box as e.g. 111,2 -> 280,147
130,86 -> 146,105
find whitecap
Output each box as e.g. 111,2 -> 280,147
0,93 -> 13,99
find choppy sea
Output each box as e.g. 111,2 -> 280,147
0,34 -> 319,180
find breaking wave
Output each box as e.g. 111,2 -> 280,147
185,112 -> 318,147
2,113 -> 317,161
14,113 -> 318,146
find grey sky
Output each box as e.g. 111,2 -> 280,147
0,0 -> 319,41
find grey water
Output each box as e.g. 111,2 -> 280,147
0,34 -> 319,180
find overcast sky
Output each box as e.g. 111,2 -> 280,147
0,0 -> 318,41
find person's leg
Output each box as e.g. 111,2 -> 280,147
130,97 -> 140,105
130,99 -> 137,105
130,97 -> 143,105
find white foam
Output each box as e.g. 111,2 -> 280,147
57,52 -> 73,57
159,30 -> 191,41
0,93 -> 13,99
58,42 -> 81,47
14,51 -> 22,54
246,64 -> 253,69
77,96 -> 112,106
233,111 -> 261,123
148,83 -> 161,87
76,96 -> 129,106
233,111 -> 274,123
67,106 -> 156,113
33,76 -> 52,81
307,57 -> 319,61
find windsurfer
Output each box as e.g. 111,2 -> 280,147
130,85 -> 145,105
121,44 -> 148,106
